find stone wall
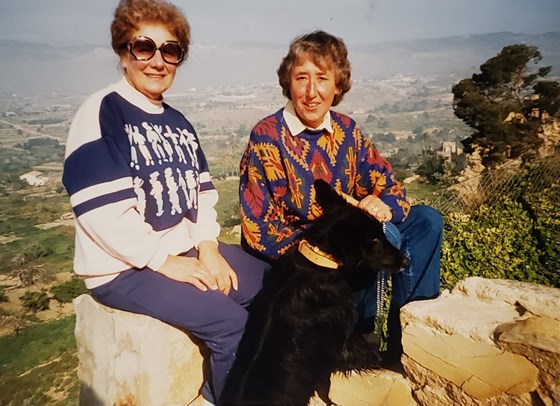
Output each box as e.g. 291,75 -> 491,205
401,277 -> 560,406
74,277 -> 560,405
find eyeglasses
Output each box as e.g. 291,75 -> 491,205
128,36 -> 185,65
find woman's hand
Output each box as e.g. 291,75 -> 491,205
198,241 -> 239,295
156,255 -> 218,292
358,195 -> 393,222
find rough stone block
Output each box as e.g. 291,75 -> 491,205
401,277 -> 560,406
310,370 -> 416,406
74,294 -> 205,406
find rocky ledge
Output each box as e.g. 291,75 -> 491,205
74,276 -> 560,405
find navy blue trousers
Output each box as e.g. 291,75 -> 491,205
90,242 -> 269,404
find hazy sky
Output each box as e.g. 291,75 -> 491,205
0,0 -> 559,47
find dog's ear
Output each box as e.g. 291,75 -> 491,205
313,179 -> 346,212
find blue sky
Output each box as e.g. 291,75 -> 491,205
0,0 -> 559,46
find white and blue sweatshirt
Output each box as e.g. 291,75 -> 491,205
63,78 -> 220,289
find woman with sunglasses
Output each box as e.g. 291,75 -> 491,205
62,0 -> 268,404
239,31 -> 443,365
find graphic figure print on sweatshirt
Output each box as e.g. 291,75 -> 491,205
63,79 -> 219,289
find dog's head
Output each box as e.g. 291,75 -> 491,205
306,179 -> 409,276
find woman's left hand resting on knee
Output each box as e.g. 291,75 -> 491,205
156,255 -> 218,292
156,241 -> 238,294
199,241 -> 239,295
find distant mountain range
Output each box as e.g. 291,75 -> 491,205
1,31 -> 559,97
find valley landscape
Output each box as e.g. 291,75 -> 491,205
0,31 -> 559,405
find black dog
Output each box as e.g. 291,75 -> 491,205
221,179 -> 409,406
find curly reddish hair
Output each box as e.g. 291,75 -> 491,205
111,0 -> 191,66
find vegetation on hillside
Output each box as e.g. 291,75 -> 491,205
440,44 -> 560,289
0,317 -> 79,405
440,162 -> 560,289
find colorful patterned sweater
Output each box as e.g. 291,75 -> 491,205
63,78 -> 219,289
239,106 -> 410,261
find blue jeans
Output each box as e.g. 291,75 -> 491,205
353,205 -> 443,340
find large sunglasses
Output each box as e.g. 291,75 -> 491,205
128,36 -> 185,65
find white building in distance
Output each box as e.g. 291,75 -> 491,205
19,170 -> 48,186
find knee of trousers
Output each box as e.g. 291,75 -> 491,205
408,205 -> 444,235
209,309 -> 248,352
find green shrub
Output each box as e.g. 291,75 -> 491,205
50,278 -> 87,304
522,185 -> 560,287
20,291 -> 50,313
441,190 -> 559,290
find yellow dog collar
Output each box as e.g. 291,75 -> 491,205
298,239 -> 340,269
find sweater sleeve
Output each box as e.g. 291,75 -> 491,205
239,122 -> 303,260
355,129 -> 410,223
